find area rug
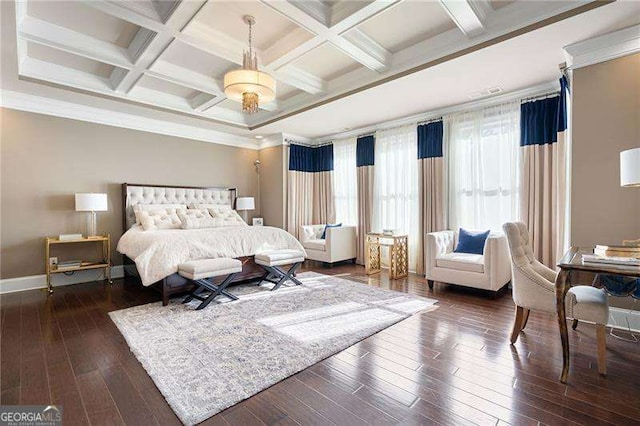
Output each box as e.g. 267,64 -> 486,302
109,272 -> 438,425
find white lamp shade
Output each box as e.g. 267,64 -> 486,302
224,69 -> 276,103
621,147 -> 640,187
75,193 -> 108,211
236,197 -> 255,211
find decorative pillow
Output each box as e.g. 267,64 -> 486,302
321,223 -> 342,239
207,208 -> 247,226
177,209 -> 219,229
454,228 -> 490,255
134,204 -> 187,224
138,209 -> 183,231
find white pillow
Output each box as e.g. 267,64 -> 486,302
138,209 -> 183,231
134,204 -> 187,224
207,207 -> 247,225
177,209 -> 218,229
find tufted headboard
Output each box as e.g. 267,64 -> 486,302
122,183 -> 237,231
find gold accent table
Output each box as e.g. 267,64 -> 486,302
555,247 -> 640,383
365,233 -> 408,280
45,235 -> 112,294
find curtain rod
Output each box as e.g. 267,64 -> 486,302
417,117 -> 443,126
285,139 -> 333,148
521,90 -> 560,103
356,132 -> 375,139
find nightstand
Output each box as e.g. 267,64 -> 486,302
44,234 -> 112,294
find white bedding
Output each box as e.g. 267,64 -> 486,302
117,225 -> 306,286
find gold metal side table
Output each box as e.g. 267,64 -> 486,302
365,233 -> 408,280
44,235 -> 112,294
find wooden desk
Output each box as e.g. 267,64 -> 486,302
45,235 -> 112,294
365,233 -> 408,280
555,247 -> 640,383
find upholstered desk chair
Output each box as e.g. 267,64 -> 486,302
502,222 -> 609,374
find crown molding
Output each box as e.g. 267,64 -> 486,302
0,90 -> 260,150
314,80 -> 559,144
563,23 -> 640,69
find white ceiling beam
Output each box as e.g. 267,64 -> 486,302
179,21 -> 247,65
189,92 -> 224,111
330,0 -> 403,34
261,28 -> 322,69
146,60 -> 224,95
260,0 -> 327,35
274,65 -> 327,95
337,29 -> 391,72
113,1 -> 206,93
21,57 -> 113,92
260,0 -> 391,73
87,1 -> 165,33
289,0 -> 331,27
438,0 -> 486,38
18,16 -> 133,69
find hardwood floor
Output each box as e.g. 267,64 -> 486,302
2,264 -> 639,425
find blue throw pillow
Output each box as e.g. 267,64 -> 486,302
454,228 -> 490,255
321,223 -> 342,239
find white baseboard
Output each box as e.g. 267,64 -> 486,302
0,265 -> 124,294
609,307 -> 640,333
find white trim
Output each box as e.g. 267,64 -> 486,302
314,80 -> 559,144
563,24 -> 640,69
0,266 -> 124,294
0,90 -> 260,150
609,306 -> 640,333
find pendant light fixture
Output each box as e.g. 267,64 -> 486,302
223,15 -> 276,114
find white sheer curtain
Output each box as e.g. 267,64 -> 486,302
447,101 -> 520,232
372,125 -> 420,272
332,136 -> 358,226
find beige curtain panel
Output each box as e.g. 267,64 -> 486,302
416,157 -> 446,274
520,134 -> 566,268
356,166 -> 374,265
287,171 -> 314,239
313,171 -> 336,225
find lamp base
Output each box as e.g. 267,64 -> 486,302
85,211 -> 97,237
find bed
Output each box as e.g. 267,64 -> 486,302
118,183 -> 305,305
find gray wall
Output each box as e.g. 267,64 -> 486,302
258,145 -> 287,229
0,108 -> 260,279
571,53 -> 640,310
571,53 -> 640,247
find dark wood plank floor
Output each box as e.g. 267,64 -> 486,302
2,264 -> 640,425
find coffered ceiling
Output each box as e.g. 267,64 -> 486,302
12,0 -> 607,132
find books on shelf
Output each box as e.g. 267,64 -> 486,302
56,260 -> 82,270
582,254 -> 640,267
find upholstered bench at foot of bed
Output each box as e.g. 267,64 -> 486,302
255,250 -> 306,291
178,258 -> 242,310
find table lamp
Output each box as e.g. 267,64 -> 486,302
236,197 -> 255,223
75,193 -> 108,238
621,147 -> 640,247
621,147 -> 640,187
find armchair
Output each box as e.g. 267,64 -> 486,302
299,225 -> 357,265
425,230 -> 511,293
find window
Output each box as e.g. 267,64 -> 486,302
333,137 -> 358,226
372,125 -> 420,271
447,102 -> 520,232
